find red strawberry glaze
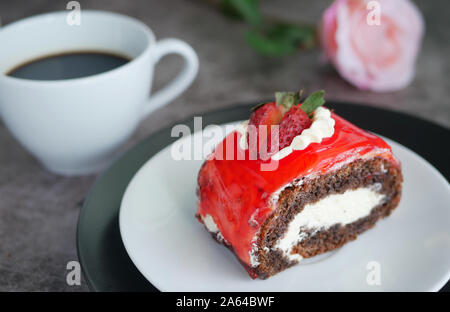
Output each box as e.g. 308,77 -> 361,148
197,111 -> 400,270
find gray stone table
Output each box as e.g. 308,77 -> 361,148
0,0 -> 448,291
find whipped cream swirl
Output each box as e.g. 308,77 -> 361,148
237,107 -> 336,161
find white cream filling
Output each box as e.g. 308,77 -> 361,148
269,149 -> 390,205
201,214 -> 227,243
274,185 -> 385,262
236,107 -> 335,160
249,242 -> 260,267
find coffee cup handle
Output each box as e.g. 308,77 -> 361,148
143,38 -> 199,118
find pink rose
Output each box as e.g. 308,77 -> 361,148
320,0 -> 424,92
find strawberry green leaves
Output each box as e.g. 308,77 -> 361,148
300,90 -> 325,116
275,91 -> 300,110
275,89 -> 326,118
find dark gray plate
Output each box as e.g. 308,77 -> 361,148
77,102 -> 450,292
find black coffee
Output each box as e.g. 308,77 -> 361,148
7,51 -> 130,80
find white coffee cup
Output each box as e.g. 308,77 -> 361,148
0,11 -> 198,175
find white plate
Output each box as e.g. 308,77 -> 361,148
119,123 -> 450,291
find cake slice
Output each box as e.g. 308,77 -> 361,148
196,91 -> 402,279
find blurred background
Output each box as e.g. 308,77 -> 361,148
0,0 -> 448,291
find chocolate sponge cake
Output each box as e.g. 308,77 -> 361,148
196,91 -> 402,279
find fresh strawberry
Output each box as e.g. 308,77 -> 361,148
246,90 -> 325,158
277,105 -> 312,149
248,102 -> 283,158
249,102 -> 283,128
